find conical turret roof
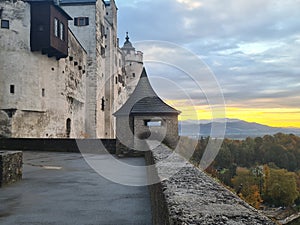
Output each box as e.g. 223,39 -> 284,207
114,68 -> 180,116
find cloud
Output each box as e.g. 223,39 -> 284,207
116,0 -> 300,116
176,0 -> 203,10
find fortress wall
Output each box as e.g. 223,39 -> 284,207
0,1 -> 87,138
145,144 -> 277,225
0,138 -> 116,154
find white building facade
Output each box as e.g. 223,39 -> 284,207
0,0 -> 143,139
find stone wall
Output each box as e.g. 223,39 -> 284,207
145,144 -> 277,225
0,1 -> 87,138
115,116 -> 134,155
0,151 -> 22,187
0,110 -> 12,138
134,115 -> 179,150
0,138 -> 116,154
61,2 -> 106,138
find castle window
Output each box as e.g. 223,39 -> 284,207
10,85 -> 15,94
74,17 -> 89,26
54,18 -> 59,37
144,120 -> 162,127
59,22 -> 65,40
42,88 -> 45,97
132,73 -> 135,78
101,46 -> 105,57
66,118 -> 71,138
115,77 -> 118,84
118,74 -> 122,83
101,97 -> 105,111
1,20 -> 9,29
100,23 -> 105,37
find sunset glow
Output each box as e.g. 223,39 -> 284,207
167,100 -> 300,128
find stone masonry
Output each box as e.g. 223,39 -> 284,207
0,1 -> 87,138
145,144 -> 277,225
0,151 -> 22,187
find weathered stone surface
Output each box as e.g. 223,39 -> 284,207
0,1 -> 87,138
146,144 -> 277,225
0,111 -> 11,138
0,151 -> 22,187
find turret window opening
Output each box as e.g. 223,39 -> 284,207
144,120 -> 162,127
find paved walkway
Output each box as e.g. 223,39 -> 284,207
0,152 -> 152,225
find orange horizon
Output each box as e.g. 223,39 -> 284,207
166,100 -> 300,128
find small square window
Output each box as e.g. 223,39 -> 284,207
144,120 -> 162,127
74,17 -> 89,26
10,85 -> 15,94
1,20 -> 9,29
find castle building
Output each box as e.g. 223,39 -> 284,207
0,0 -> 143,139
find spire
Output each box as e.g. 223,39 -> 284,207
122,31 -> 134,49
125,32 -> 130,42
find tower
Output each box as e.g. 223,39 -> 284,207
121,32 -> 144,98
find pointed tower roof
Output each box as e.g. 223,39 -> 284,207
114,68 -> 180,116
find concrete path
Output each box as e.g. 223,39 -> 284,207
0,152 -> 152,225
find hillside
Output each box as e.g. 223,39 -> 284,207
179,119 -> 300,139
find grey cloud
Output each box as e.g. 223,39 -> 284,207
116,0 -> 300,109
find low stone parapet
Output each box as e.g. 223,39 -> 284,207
0,151 -> 22,187
145,144 -> 277,225
0,138 -> 116,154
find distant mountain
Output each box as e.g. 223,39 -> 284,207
179,119 -> 300,139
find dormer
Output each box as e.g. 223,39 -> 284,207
27,0 -> 72,59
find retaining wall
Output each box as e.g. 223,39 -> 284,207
0,138 -> 116,154
145,144 -> 277,225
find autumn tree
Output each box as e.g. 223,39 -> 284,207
264,168 -> 299,207
232,167 -> 262,209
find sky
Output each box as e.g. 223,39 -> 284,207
116,0 -> 300,128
